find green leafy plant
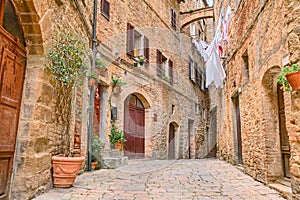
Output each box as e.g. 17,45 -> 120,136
91,135 -> 103,162
46,31 -> 87,156
88,72 -> 99,82
277,64 -> 300,91
95,59 -> 107,69
109,124 -> 126,148
111,76 -> 127,87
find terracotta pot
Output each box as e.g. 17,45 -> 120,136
88,77 -> 97,87
286,71 -> 300,90
114,141 -> 123,150
52,155 -> 85,188
91,161 -> 97,170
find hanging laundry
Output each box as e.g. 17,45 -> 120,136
192,5 -> 231,89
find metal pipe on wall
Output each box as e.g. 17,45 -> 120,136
87,0 -> 98,171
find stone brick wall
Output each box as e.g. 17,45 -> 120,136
213,0 -> 300,198
10,0 -> 92,199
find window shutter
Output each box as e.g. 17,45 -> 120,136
199,69 -> 203,89
144,36 -> 149,66
157,50 -> 162,77
127,23 -> 134,58
188,57 -> 192,80
195,63 -> 199,83
101,0 -> 110,20
173,11 -> 176,28
169,60 -> 173,83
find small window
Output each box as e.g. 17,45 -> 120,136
189,57 -> 203,88
157,50 -> 174,83
196,0 -> 202,8
101,0 -> 110,20
171,9 -> 176,29
126,23 -> 150,64
242,50 -> 249,84
190,23 -> 196,38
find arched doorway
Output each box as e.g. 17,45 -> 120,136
168,123 -> 176,159
262,66 -> 290,182
124,94 -> 145,159
0,0 -> 26,199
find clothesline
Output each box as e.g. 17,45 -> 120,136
192,6 -> 231,89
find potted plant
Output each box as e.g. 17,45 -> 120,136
277,63 -> 300,91
46,31 -> 87,188
88,72 -> 99,87
134,55 -> 146,66
91,135 -> 103,170
95,58 -> 107,69
111,76 -> 126,94
109,124 -> 126,150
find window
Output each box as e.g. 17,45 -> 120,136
157,50 -> 174,83
171,8 -> 176,29
242,50 -> 249,84
189,57 -> 203,88
190,23 -> 196,38
127,23 -> 150,65
196,0 -> 202,8
101,0 -> 110,20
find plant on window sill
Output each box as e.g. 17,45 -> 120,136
134,55 -> 147,66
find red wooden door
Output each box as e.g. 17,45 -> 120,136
168,123 -> 175,159
124,95 -> 145,159
0,28 -> 26,200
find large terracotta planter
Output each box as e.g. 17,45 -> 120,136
52,155 -> 85,188
286,71 -> 300,90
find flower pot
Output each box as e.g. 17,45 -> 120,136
139,61 -> 144,66
91,161 -> 97,170
52,155 -> 85,188
114,141 -> 123,150
286,71 -> 300,90
134,62 -> 138,67
88,77 -> 97,87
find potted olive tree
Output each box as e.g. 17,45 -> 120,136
277,64 -> 300,91
46,31 -> 87,188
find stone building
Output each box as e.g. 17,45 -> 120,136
212,0 -> 300,199
95,0 -> 209,160
1,0 -> 209,199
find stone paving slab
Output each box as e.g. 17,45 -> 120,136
34,159 -> 285,200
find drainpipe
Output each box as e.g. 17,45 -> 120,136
87,0 -> 98,171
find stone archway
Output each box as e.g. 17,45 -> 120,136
180,7 -> 214,30
262,66 -> 288,183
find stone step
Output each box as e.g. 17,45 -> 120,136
269,180 -> 292,200
100,149 -> 124,157
101,156 -> 128,169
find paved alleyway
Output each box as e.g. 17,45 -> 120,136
34,159 -> 284,200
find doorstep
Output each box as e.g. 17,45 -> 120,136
269,178 -> 292,200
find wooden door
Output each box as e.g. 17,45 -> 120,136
277,85 -> 290,178
168,123 -> 175,159
232,96 -> 243,164
0,28 -> 26,200
124,95 -> 145,159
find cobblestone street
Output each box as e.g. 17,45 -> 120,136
34,159 -> 284,200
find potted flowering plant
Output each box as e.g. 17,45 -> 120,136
277,64 -> 300,91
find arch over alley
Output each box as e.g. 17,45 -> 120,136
180,7 -> 214,30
